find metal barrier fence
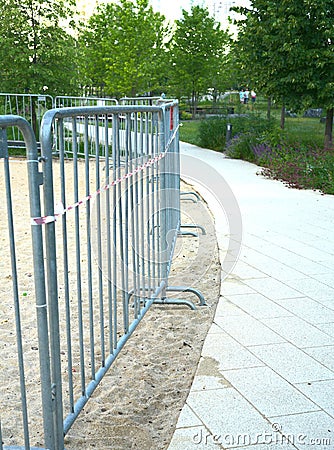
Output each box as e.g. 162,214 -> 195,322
0,102 -> 204,449
0,93 -> 54,148
119,96 -> 162,106
0,94 -> 118,152
54,96 -> 118,108
53,97 -> 119,158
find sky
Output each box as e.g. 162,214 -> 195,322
149,0 -> 198,20
76,0 -> 250,28
149,1 -> 251,27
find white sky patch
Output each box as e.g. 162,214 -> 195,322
149,0 -> 199,20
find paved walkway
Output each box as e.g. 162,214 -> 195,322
168,142 -> 334,450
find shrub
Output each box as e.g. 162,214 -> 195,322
259,144 -> 334,194
198,117 -> 227,150
198,114 -> 276,152
225,133 -> 259,162
179,110 -> 192,121
194,113 -> 334,194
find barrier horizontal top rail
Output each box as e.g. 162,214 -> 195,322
55,96 -> 118,108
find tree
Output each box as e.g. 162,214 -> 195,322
169,5 -> 230,117
233,0 -> 334,147
0,0 -> 80,96
80,0 -> 169,98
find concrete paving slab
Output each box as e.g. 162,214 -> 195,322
224,293 -> 294,320
238,444 -> 297,450
248,343 -> 334,383
214,296 -> 247,318
174,404 -> 203,428
221,366 -> 320,417
201,331 -> 264,371
242,278 -> 305,301
168,426 -> 223,450
274,297 -> 334,324
272,411 -> 334,450
214,314 -> 286,346
239,249 -> 311,281
311,273 -> 334,288
224,259 -> 268,280
295,380 -> 334,418
315,324 -> 334,338
186,388 -> 276,448
220,279 -> 257,296
281,278 -> 334,303
302,346 -> 334,372
260,316 -> 334,347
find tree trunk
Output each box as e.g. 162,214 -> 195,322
192,88 -> 197,119
325,107 -> 333,149
31,97 -> 37,137
267,97 -> 271,120
280,103 -> 285,129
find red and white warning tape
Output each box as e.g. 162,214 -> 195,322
31,122 -> 180,226
31,152 -> 165,226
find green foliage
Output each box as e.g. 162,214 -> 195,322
232,0 -> 334,145
198,114 -> 276,152
179,120 -> 201,145
259,144 -> 334,195
80,0 -> 169,97
225,133 -> 260,162
169,5 -> 230,113
0,0 -> 79,95
179,110 -> 193,120
198,118 -> 226,150
233,0 -> 334,110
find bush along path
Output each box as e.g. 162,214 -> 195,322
226,135 -> 334,196
192,115 -> 334,195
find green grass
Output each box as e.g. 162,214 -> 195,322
179,119 -> 202,145
180,116 -> 326,149
284,117 -> 325,147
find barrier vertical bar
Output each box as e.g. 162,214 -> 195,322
72,118 -> 86,395
58,119 -> 75,414
158,107 -> 168,287
84,116 -> 96,379
40,113 -> 65,450
1,127 -> 30,449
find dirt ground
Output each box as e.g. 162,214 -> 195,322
0,159 -> 221,450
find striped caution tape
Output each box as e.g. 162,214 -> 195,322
31,151 -> 166,225
31,122 -> 180,226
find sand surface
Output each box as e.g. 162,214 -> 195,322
0,158 -> 220,449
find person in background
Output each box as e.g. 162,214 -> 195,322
239,88 -> 245,103
251,89 -> 256,103
244,87 -> 250,104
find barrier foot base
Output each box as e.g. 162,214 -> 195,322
128,285 -> 207,310
180,224 -> 206,236
153,297 -> 197,310
180,191 -> 201,203
159,286 -> 207,309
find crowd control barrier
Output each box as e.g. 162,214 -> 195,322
0,101 -> 204,449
